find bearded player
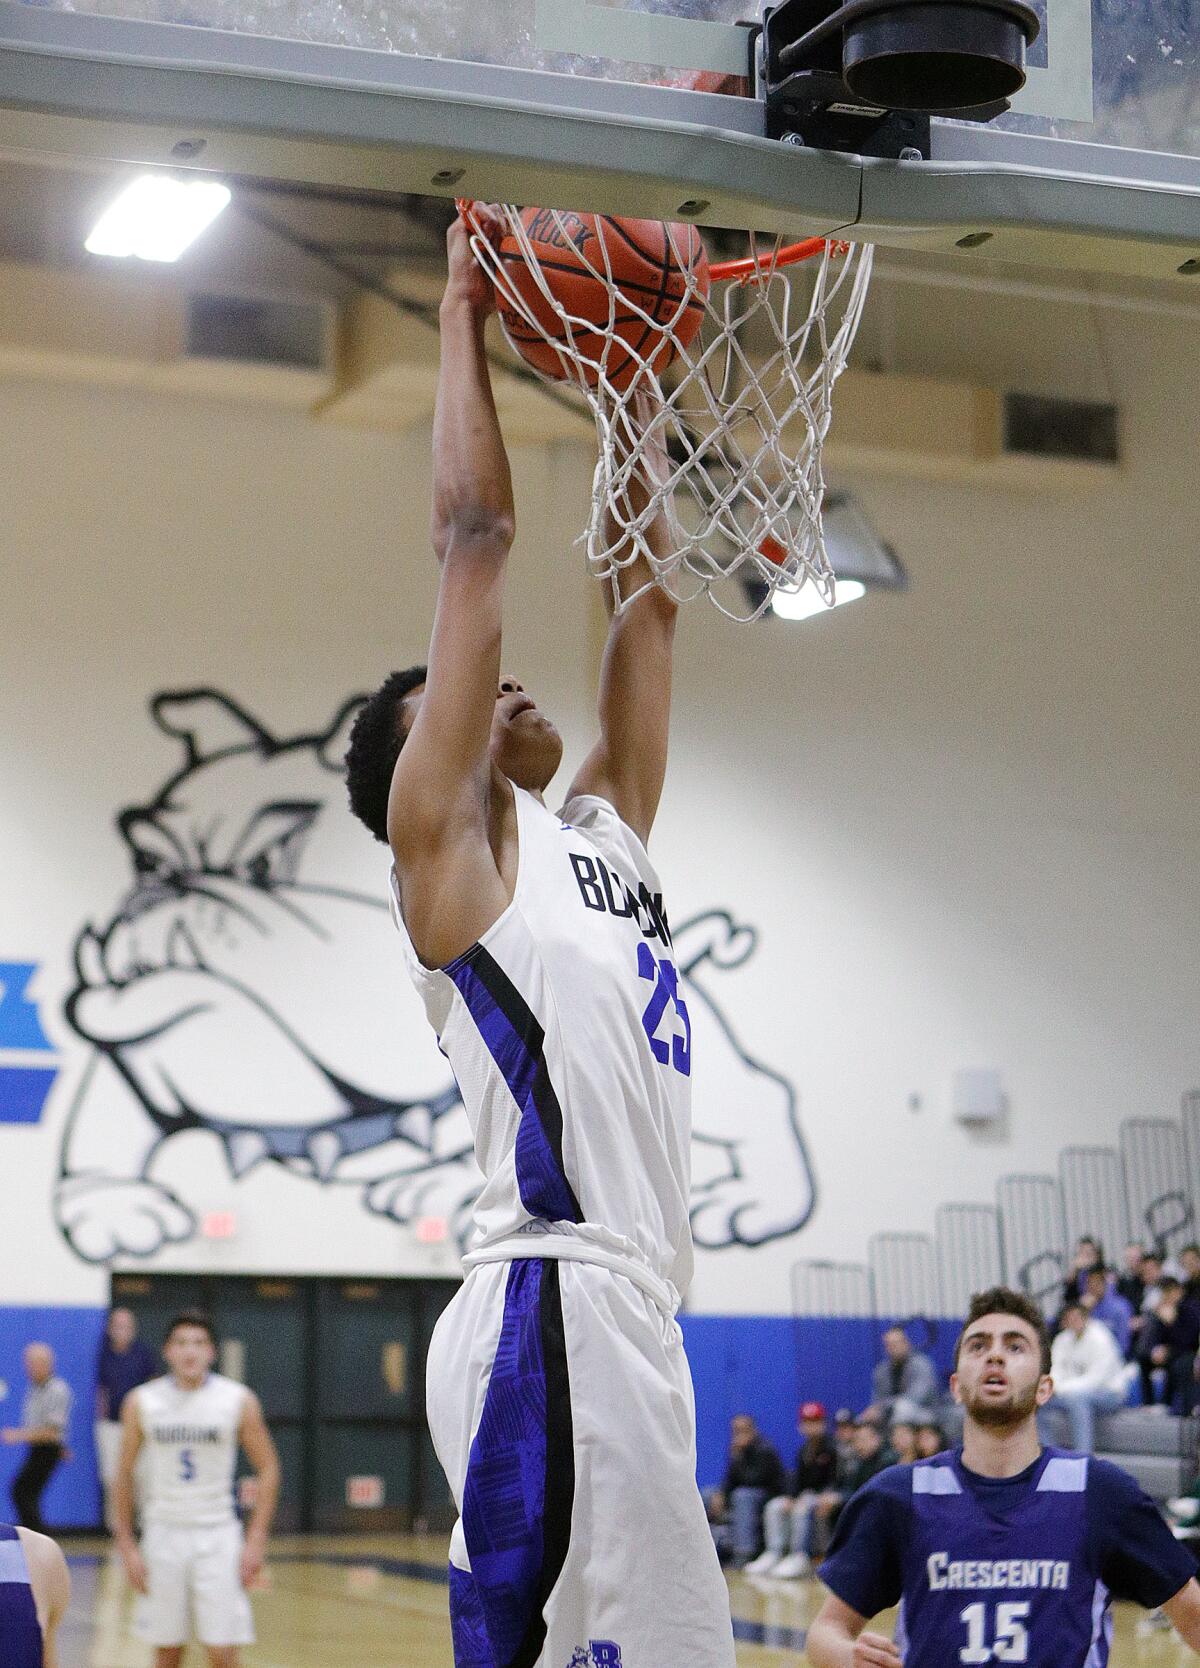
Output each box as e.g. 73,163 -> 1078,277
808,1286 -> 1200,1667
344,211 -> 736,1668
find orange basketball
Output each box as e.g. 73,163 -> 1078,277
495,208 -> 710,393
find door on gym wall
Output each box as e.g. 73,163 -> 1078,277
110,1272 -> 458,1531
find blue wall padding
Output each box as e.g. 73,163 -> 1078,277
0,1306 -> 963,1522
0,1308 -> 107,1529
681,1313 -> 963,1487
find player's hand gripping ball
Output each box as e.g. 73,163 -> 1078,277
491,206 -> 711,393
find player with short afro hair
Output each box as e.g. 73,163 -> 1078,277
344,665 -> 428,844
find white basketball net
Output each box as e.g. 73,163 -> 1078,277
464,205 -> 874,622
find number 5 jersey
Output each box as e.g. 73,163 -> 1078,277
137,1374 -> 247,1528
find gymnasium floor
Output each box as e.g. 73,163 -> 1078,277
57,1534 -> 1194,1666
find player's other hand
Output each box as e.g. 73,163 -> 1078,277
0,1428 -> 20,1444
851,1630 -> 904,1666
444,207 -> 502,316
120,1543 -> 149,1595
240,1530 -> 267,1588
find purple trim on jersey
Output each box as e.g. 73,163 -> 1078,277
0,1525 -> 42,1668
447,945 -> 582,1225
1084,1579 -> 1113,1668
449,1563 -> 492,1667
455,1259 -> 575,1668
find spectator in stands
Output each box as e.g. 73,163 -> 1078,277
1046,1298 -> 1129,1452
833,1409 -> 856,1467
1081,1264 -> 1134,1355
1116,1240 -> 1148,1312
746,1401 -> 838,1579
811,1418 -> 891,1558
706,1413 -> 786,1566
1181,1245 -> 1200,1307
1062,1235 -> 1105,1304
914,1421 -> 945,1459
1,1345 -> 73,1533
94,1307 -> 156,1531
1137,1276 -> 1200,1413
869,1327 -> 940,1426
887,1421 -> 919,1465
1140,1251 -> 1167,1313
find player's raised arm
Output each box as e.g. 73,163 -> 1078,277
806,1592 -> 903,1668
566,388 -> 678,846
389,212 -> 512,844
387,211 -> 516,961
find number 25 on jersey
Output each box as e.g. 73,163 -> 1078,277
637,943 -> 691,1077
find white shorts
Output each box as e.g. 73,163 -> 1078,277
134,1520 -> 255,1647
427,1254 -> 736,1668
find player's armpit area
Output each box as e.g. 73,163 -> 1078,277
1162,1578 -> 1200,1650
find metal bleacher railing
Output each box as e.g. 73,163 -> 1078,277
792,1091 -> 1200,1328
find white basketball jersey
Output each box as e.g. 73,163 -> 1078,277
138,1373 -> 246,1528
392,788 -> 694,1294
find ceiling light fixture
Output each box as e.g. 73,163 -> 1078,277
85,174 -> 231,263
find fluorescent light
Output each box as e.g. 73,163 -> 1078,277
86,175 -> 231,263
771,577 -> 866,621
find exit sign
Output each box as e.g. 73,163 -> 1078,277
346,1475 -> 384,1508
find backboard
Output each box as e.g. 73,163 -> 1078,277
0,0 -> 1196,278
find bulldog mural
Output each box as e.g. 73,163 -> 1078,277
56,690 -> 815,1263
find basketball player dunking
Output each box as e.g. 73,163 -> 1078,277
0,1523 -> 70,1667
344,212 -> 737,1667
808,1286 -> 1200,1667
114,1311 -> 280,1668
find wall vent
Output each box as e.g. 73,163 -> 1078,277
1003,393 -> 1120,464
185,291 -> 328,370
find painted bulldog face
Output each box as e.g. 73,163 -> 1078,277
67,690 -> 449,1131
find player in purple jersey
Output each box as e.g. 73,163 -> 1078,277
0,1524 -> 71,1668
808,1286 -> 1200,1667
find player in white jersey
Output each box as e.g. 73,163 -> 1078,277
343,211 -> 737,1668
113,1311 -> 280,1668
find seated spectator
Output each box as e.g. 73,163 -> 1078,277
1139,1251 -> 1167,1316
1062,1236 -> 1104,1305
833,1409 -> 856,1467
914,1421 -> 944,1459
706,1413 -> 786,1566
887,1420 -> 919,1465
746,1401 -> 838,1579
811,1418 -> 891,1559
1181,1244 -> 1200,1307
1137,1277 -> 1200,1413
1081,1264 -> 1134,1355
1116,1240 -> 1148,1315
869,1326 -> 940,1427
1045,1299 -> 1129,1452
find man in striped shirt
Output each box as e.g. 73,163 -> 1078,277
2,1345 -> 73,1534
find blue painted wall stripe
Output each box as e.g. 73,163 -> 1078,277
0,1067 -> 58,1125
0,1306 -> 962,1525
